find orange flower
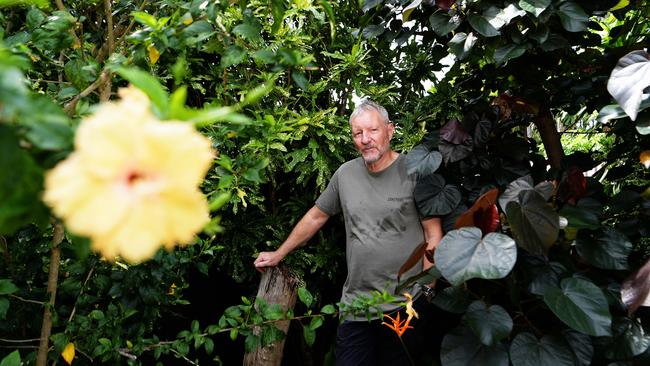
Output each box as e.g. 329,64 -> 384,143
382,312 -> 413,337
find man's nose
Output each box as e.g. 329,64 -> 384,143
361,132 -> 371,144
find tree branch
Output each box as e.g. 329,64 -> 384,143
100,0 -> 116,101
63,70 -> 109,115
36,221 -> 65,366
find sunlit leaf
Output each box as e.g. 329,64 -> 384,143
405,145 -> 442,177
61,343 -> 75,365
435,228 -> 517,286
518,0 -> 550,17
604,317 -> 650,359
557,2 -> 589,32
468,14 -> 500,37
607,50 -> 650,121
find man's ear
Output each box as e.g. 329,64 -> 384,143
388,122 -> 395,140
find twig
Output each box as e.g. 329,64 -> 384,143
170,348 -> 198,365
0,338 -> 42,343
0,345 -> 39,349
117,348 -> 138,360
63,70 -> 109,115
10,294 -> 45,305
100,0 -> 115,101
67,266 -> 96,323
36,221 -> 65,366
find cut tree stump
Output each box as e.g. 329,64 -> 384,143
243,265 -> 299,366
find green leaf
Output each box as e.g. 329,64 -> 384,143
465,300 -> 513,346
320,304 -> 336,314
298,287 -> 313,308
562,329 -> 593,366
291,71 -> 309,91
509,332 -> 574,366
543,278 -> 612,337
115,67 -> 169,117
21,96 -> 73,151
362,0 -> 382,13
540,33 -> 570,51
528,25 -> 549,43
414,174 -> 462,216
261,325 -> 285,347
606,50 -> 650,121
575,229 -> 632,270
64,59 -> 98,90
131,11 -> 158,28
468,14 -> 500,37
432,286 -> 473,314
429,11 -> 461,36
506,190 -> 559,255
0,125 -> 48,235
483,5 -> 525,30
0,297 -> 9,319
604,317 -> 650,359
244,334 -> 260,353
518,0 -> 551,17
406,145 -> 442,177
270,0 -> 286,34
233,21 -> 262,43
204,337 -> 214,355
402,0 -> 421,22
26,8 -> 46,29
559,198 -> 601,229
309,316 -> 323,330
303,325 -> 316,347
434,228 -> 517,286
221,45 -> 247,68
494,44 -> 527,65
182,20 -> 214,45
441,325 -> 509,366
557,2 -> 589,32
528,261 -> 567,296
320,0 -> 336,39
449,32 -> 477,60
0,350 -> 20,366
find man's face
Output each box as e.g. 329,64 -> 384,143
350,109 -> 394,164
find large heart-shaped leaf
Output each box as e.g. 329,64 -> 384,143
557,2 -> 589,32
562,329 -> 593,366
441,118 -> 471,144
414,174 -> 462,216
575,229 -> 632,270
604,317 -> 650,359
559,197 -> 601,229
510,332 -> 574,366
506,190 -> 559,255
518,0 -> 551,17
429,11 -> 461,36
441,325 -> 509,366
528,261 -> 567,296
432,286 -> 473,314
607,50 -> 650,121
468,13 -> 500,37
499,175 -> 534,210
494,44 -> 527,65
402,0 -> 422,22
465,300 -> 513,346
449,32 -> 477,60
439,139 -> 473,163
543,278 -> 612,336
405,145 -> 442,177
435,228 -> 517,286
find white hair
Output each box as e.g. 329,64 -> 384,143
349,99 -> 390,125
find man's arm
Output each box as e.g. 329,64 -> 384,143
421,217 -> 443,271
253,205 -> 330,272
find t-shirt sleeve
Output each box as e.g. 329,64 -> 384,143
315,168 -> 341,216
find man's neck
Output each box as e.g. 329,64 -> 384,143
365,150 -> 398,173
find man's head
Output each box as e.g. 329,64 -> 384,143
349,99 -> 395,166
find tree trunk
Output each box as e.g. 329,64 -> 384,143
243,265 -> 299,366
534,108 -> 564,170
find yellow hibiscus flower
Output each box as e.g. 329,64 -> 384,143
44,86 -> 214,263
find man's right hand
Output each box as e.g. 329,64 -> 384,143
253,251 -> 284,273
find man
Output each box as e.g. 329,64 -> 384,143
254,100 -> 443,365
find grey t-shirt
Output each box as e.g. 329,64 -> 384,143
316,154 -> 424,320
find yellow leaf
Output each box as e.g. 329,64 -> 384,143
609,0 -> 629,11
61,342 -> 75,365
147,44 -> 160,65
183,16 -> 193,25
236,188 -> 247,208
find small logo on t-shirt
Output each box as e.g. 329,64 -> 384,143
387,196 -> 411,202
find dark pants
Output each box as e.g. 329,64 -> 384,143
335,295 -> 458,366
